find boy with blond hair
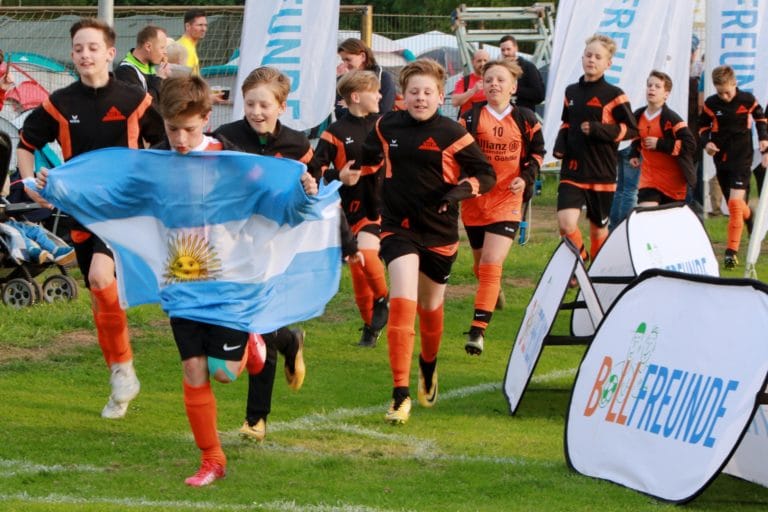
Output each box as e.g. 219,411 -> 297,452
553,34 -> 637,264
313,70 -> 389,347
699,65 -> 768,269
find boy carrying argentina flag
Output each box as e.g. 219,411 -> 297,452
31,76 -> 342,487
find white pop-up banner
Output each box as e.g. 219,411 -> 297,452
725,404 -> 768,487
503,241 -> 603,415
572,204 -> 718,337
566,271 -> 768,503
234,0 -> 340,130
542,0 -> 694,164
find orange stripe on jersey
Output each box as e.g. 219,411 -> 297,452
350,216 -> 381,235
125,93 -> 153,149
602,94 -> 629,124
427,242 -> 459,257
298,147 -> 314,164
360,164 -> 380,176
560,179 -> 617,192
671,121 -> 688,134
321,131 -> 347,170
42,98 -> 72,160
376,121 -> 393,178
442,132 -> 475,184
702,104 -> 718,133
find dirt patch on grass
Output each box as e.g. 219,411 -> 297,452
0,329 -> 96,364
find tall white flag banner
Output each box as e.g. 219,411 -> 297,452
707,1 -> 768,274
543,1 -> 694,164
234,0 -> 340,131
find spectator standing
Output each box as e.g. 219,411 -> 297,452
114,25 -> 169,101
498,35 -> 545,112
178,9 -> 207,76
451,48 -> 489,117
335,38 -> 395,119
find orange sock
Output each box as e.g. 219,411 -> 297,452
349,260 -> 374,325
561,228 -> 586,260
91,281 -> 132,366
387,298 -> 417,388
183,380 -> 226,467
360,249 -> 388,299
726,198 -> 746,252
589,224 -> 608,261
472,264 -> 502,330
418,303 -> 444,363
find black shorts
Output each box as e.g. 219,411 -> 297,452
464,222 -> 520,250
356,222 -> 381,237
72,230 -> 113,289
379,234 -> 457,284
716,165 -> 751,199
557,182 -> 614,227
170,317 -> 248,362
637,188 -> 678,205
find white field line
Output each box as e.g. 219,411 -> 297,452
0,459 -> 103,478
264,366 -> 577,435
0,493 -> 408,512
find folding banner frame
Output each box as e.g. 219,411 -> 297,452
503,240 -> 603,415
565,270 -> 768,503
572,203 -> 719,337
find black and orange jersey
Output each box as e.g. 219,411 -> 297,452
214,119 -> 317,177
313,112 -> 382,231
699,89 -> 768,170
630,104 -> 696,200
553,75 -> 637,188
18,75 -> 163,161
460,103 -> 545,225
359,110 -> 495,247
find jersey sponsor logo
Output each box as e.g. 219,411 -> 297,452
715,110 -> 723,116
390,139 -> 398,148
664,121 -> 673,131
601,216 -> 610,226
222,343 -> 242,352
102,106 -> 127,122
418,137 -> 441,151
587,97 -> 602,108
401,218 -> 410,229
736,105 -> 749,114
345,136 -> 355,145
69,115 -> 80,124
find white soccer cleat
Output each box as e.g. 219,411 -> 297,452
101,362 -> 140,419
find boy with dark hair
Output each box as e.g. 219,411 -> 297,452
629,70 -> 696,207
18,17 -> 163,419
313,70 -> 389,347
553,34 -> 637,263
699,65 -> 768,269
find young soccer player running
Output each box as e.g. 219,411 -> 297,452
18,18 -> 164,419
629,71 -> 696,207
553,35 -> 637,264
699,65 -> 768,269
459,59 -> 544,355
358,59 -> 495,424
214,67 -> 311,442
313,70 -> 389,347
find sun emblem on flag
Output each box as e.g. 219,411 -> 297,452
163,233 -> 222,284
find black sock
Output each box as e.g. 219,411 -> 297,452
419,356 -> 437,394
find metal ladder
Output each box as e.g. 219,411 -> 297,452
452,3 -> 556,74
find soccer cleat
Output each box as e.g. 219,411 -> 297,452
495,289 -> 506,311
52,246 -> 76,266
357,324 -> 379,348
464,328 -> 484,356
101,362 -> 140,419
724,251 -> 739,270
417,357 -> 438,408
284,329 -> 305,391
385,396 -> 411,424
239,418 -> 267,442
184,460 -> 226,487
745,207 -> 754,235
370,295 -> 389,331
245,333 -> 266,375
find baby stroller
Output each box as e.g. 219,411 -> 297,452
0,130 -> 78,307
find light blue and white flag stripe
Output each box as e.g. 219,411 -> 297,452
38,147 -> 342,333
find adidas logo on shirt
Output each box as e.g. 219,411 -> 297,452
587,97 -> 602,107
418,137 -> 440,151
736,105 -> 749,114
102,106 -> 126,122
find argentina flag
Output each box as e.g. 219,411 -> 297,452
38,147 -> 342,334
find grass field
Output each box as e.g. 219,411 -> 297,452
1,176 -> 767,511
